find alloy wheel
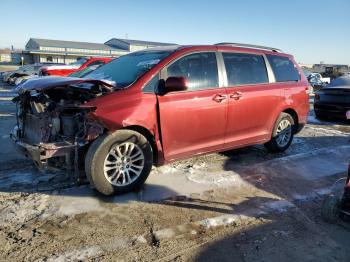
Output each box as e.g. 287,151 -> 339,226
103,142 -> 145,186
275,119 -> 292,148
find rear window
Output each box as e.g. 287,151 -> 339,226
327,76 -> 350,88
266,55 -> 300,82
222,53 -> 268,86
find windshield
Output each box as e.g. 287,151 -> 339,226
20,65 -> 31,71
69,65 -> 101,78
84,50 -> 172,88
69,58 -> 88,67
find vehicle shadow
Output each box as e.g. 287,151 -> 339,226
193,220 -> 349,262
0,165 -> 184,203
157,195 -> 279,215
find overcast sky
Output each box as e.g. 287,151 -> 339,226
1,0 -> 349,64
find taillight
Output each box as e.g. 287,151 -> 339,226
346,110 -> 350,120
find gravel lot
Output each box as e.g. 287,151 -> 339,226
0,80 -> 349,261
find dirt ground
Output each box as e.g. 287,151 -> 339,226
0,81 -> 350,261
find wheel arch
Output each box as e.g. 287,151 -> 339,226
122,125 -> 159,165
282,108 -> 299,134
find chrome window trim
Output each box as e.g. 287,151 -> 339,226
263,54 -> 276,83
216,52 -> 228,87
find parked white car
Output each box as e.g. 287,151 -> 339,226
310,73 -> 330,84
14,74 -> 39,86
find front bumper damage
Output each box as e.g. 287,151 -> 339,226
9,77 -> 110,179
10,125 -> 76,169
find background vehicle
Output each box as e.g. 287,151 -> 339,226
4,63 -> 63,85
307,73 -> 326,92
4,64 -> 41,83
14,74 -> 39,86
11,43 -> 309,195
39,57 -> 112,76
68,63 -> 107,78
313,73 -> 331,84
314,75 -> 350,120
14,62 -> 108,86
1,68 -> 22,81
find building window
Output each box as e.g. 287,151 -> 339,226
46,56 -> 53,62
40,46 -> 65,52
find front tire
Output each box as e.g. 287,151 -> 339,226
85,130 -> 153,196
265,113 -> 294,153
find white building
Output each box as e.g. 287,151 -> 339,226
0,49 -> 12,63
23,38 -> 175,64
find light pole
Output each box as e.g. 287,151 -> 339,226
21,56 -> 24,66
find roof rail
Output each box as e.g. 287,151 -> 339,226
214,42 -> 282,53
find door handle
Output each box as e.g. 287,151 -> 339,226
212,94 -> 227,102
230,91 -> 243,100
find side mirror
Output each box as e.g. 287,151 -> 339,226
164,76 -> 188,93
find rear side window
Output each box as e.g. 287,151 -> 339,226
167,52 -> 219,90
266,55 -> 300,82
222,53 -> 268,86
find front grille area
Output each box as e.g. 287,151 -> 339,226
23,114 -> 51,144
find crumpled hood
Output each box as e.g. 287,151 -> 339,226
15,76 -> 114,92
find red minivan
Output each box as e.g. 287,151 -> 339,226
12,43 -> 309,195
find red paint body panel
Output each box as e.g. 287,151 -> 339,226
40,57 -> 113,76
158,88 -> 227,161
223,83 -> 283,149
84,45 -> 309,166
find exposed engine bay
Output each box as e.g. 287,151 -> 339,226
10,77 -> 113,172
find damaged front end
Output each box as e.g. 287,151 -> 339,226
10,77 -> 112,177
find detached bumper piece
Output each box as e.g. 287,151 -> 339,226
11,129 -> 75,168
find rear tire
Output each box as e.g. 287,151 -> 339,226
85,130 -> 153,196
321,194 -> 340,223
265,113 -> 294,153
